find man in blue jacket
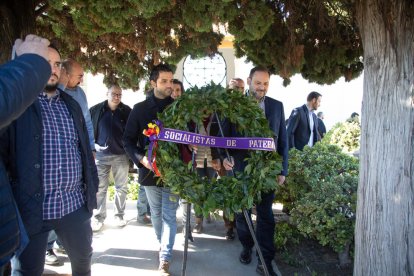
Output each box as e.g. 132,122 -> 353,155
0,45 -> 98,276
0,34 -> 51,275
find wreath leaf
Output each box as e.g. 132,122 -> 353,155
157,83 -> 283,216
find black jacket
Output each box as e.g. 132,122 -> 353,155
0,54 -> 50,265
0,90 -> 98,236
286,104 -> 320,150
123,95 -> 173,186
89,100 -> 132,145
219,96 -> 288,176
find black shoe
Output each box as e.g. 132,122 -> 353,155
225,228 -> 235,240
239,247 -> 252,264
183,228 -> 194,242
45,249 -> 62,266
256,264 -> 277,276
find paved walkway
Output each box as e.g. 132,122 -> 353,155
43,201 -> 282,276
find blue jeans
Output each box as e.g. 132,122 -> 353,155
11,206 -> 92,276
137,184 -> 150,217
94,153 -> 129,221
236,191 -> 276,269
46,230 -> 63,250
144,186 -> 179,262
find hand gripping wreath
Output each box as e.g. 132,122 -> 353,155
154,84 -> 282,217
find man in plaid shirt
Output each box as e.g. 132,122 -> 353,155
0,45 -> 98,276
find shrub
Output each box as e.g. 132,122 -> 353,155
108,174 -> 139,201
275,143 -> 358,253
322,120 -> 360,153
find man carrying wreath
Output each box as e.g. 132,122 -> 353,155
222,66 -> 289,276
123,64 -> 177,276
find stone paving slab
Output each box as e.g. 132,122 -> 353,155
43,201 -> 281,276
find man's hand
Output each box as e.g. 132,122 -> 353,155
223,156 -> 234,171
58,67 -> 69,89
211,158 -> 221,171
277,175 -> 286,186
14,34 -> 49,60
140,156 -> 152,170
188,144 -> 197,154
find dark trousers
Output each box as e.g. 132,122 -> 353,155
11,206 -> 92,276
236,191 -> 276,267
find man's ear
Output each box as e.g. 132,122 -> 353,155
247,77 -> 252,86
150,80 -> 156,89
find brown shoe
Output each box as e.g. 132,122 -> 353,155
159,260 -> 170,276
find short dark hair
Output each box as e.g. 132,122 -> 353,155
48,43 -> 61,58
317,111 -> 324,118
249,66 -> 270,79
351,112 -> 359,118
173,79 -> 184,93
149,63 -> 173,82
307,91 -> 322,102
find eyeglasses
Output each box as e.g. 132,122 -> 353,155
111,93 -> 122,98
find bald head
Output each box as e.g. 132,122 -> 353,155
63,59 -> 84,89
228,78 -> 245,93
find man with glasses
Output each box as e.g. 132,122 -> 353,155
89,85 -> 132,231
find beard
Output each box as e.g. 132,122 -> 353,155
45,83 -> 58,92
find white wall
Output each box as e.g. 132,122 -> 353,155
82,55 -> 363,131
233,57 -> 362,130
82,73 -> 146,110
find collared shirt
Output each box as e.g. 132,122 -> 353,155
59,84 -> 95,150
39,91 -> 85,220
246,90 -> 266,112
306,105 -> 315,147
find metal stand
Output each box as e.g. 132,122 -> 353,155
181,202 -> 192,276
181,131 -> 197,276
215,112 -> 270,276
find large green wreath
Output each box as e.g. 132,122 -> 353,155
156,84 -> 282,216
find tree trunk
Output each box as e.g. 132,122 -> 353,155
0,0 -> 36,64
354,0 -> 414,275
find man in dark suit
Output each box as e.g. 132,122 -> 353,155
222,66 -> 288,276
317,111 -> 327,138
286,91 -> 322,150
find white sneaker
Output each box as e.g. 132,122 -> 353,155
91,220 -> 103,232
114,216 -> 126,227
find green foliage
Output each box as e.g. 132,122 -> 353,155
275,143 -> 358,253
274,221 -> 302,250
322,120 -> 360,153
157,84 -> 282,216
2,0 -> 366,89
108,174 -> 139,201
232,1 -> 363,86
